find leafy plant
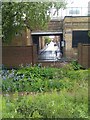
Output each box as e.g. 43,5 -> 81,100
2,90 -> 88,118
2,2 -> 66,44
1,65 -> 89,93
1,64 -> 88,118
70,60 -> 83,70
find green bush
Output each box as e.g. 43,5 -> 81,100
2,89 -> 88,118
70,60 -> 83,70
1,64 -> 89,118
2,65 -> 89,92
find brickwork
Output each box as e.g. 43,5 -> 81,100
26,29 -> 33,45
63,17 -> 88,23
47,20 -> 63,32
2,17 -> 90,68
63,16 -> 89,59
33,20 -> 63,32
8,28 -> 32,46
9,30 -> 27,46
2,45 -> 37,68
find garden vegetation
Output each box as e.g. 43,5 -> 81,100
1,61 -> 89,118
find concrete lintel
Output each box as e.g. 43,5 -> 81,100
31,31 -> 62,35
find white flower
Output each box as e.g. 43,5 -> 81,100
52,101 -> 55,106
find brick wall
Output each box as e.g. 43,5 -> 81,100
78,43 -> 90,68
9,30 -> 27,46
2,45 -> 37,68
47,20 -> 63,32
32,20 -> 63,32
4,28 -> 32,46
63,16 -> 90,59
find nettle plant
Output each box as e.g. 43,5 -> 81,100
88,30 -> 90,39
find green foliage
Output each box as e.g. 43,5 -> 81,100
44,36 -> 52,44
2,66 -> 53,92
70,60 -> 83,70
2,1 -> 66,44
88,30 -> 90,38
0,95 -> 2,119
63,60 -> 83,71
2,65 -> 88,93
1,64 -> 89,118
2,89 -> 88,118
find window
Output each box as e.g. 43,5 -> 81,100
69,9 -> 80,15
72,31 -> 90,47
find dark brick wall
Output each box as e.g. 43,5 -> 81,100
2,45 -> 37,68
78,43 -> 90,68
32,20 -> 63,32
47,20 -> 63,32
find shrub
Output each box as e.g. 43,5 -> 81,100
70,60 -> 83,70
2,90 -> 88,118
1,65 -> 88,118
1,66 -> 89,92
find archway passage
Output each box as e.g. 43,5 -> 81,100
31,31 -> 64,61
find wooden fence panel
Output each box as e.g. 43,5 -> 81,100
2,45 -> 37,68
78,43 -> 90,68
